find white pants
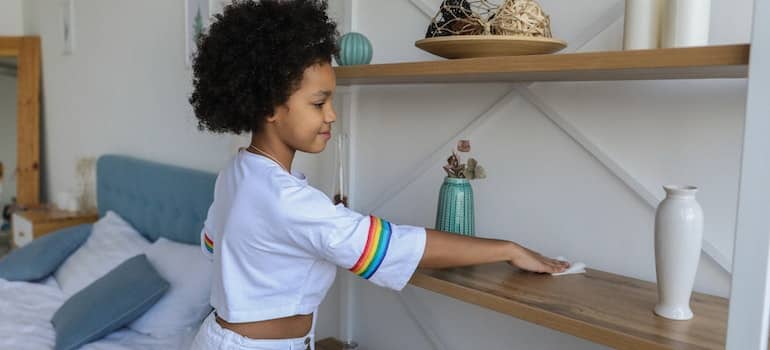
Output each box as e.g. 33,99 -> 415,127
190,311 -> 316,350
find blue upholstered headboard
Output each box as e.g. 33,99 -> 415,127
96,155 -> 217,245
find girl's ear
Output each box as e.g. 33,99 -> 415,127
266,104 -> 287,123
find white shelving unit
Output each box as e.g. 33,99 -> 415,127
332,0 -> 769,348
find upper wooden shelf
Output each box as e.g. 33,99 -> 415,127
410,263 -> 729,350
335,44 -> 749,85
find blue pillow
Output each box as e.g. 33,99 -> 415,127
51,254 -> 169,350
0,224 -> 92,281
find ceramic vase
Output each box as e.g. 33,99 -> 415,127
654,185 -> 704,320
435,177 -> 475,236
335,32 -> 373,66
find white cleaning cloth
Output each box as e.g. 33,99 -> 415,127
550,256 -> 587,276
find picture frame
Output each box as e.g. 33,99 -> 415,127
185,0 -> 349,66
60,0 -> 75,55
327,0 -> 351,35
209,0 -> 230,16
184,0 -> 211,67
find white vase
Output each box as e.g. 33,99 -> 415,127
654,185 -> 704,320
623,0 -> 664,50
660,0 -> 711,48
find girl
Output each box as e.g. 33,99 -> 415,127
190,1 -> 569,349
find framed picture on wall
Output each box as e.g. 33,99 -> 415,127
210,0 -> 229,16
327,0 -> 350,34
185,0 -> 211,67
59,0 -> 75,55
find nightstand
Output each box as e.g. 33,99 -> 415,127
11,208 -> 99,249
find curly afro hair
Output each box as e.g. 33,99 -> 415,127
190,0 -> 339,134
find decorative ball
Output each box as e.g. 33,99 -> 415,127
424,0 -> 553,38
440,0 -> 472,20
335,32 -> 373,66
492,0 -> 552,37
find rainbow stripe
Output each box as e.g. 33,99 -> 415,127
204,232 -> 214,253
349,216 -> 392,279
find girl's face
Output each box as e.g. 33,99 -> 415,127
268,62 -> 337,154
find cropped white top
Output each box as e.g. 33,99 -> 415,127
201,149 -> 427,322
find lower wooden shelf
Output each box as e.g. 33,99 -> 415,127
410,263 -> 728,350
316,337 -> 344,350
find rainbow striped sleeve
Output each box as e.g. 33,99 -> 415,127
348,216 -> 392,279
203,232 -> 214,254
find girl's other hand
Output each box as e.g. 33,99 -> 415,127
509,244 -> 570,274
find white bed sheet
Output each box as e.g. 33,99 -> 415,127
0,277 -> 197,350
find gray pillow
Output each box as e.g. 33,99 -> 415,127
51,254 -> 169,350
0,224 -> 92,281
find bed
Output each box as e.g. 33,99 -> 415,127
0,154 -> 217,350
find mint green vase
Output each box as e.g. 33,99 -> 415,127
435,177 -> 475,236
335,32 -> 373,66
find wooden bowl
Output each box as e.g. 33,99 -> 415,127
415,35 -> 567,59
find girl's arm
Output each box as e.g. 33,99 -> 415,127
419,229 -> 569,274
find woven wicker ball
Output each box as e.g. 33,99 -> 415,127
491,0 -> 552,37
425,0 -> 553,38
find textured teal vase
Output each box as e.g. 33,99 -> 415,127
435,177 -> 475,236
335,32 -> 373,66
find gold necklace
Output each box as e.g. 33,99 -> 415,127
247,144 -> 289,173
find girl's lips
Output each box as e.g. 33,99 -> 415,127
319,132 -> 331,139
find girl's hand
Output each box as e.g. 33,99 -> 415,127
509,244 -> 570,274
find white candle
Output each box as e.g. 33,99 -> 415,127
661,0 -> 711,48
623,0 -> 664,50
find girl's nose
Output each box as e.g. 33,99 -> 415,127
325,106 -> 337,124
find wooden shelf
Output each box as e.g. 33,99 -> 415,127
335,44 -> 749,85
410,263 -> 728,350
316,337 -> 345,350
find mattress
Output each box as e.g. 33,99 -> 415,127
0,277 -> 198,350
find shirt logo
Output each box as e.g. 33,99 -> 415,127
349,216 -> 392,279
204,232 -> 214,253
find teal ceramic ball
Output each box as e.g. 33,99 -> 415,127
335,32 -> 373,66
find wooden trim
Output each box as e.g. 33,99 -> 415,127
0,37 -> 22,57
3,36 -> 41,207
411,264 -> 729,350
335,44 -> 750,85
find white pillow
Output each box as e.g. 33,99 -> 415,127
128,237 -> 213,337
54,210 -> 151,296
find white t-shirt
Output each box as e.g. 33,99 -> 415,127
201,149 -> 427,323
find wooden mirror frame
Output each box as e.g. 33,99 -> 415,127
0,36 -> 40,207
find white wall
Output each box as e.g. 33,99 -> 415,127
0,0 -> 23,35
0,73 -> 16,207
342,0 -> 752,349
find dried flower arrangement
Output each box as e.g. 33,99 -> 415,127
443,140 -> 487,179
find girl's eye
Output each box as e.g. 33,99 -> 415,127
314,103 -> 324,109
